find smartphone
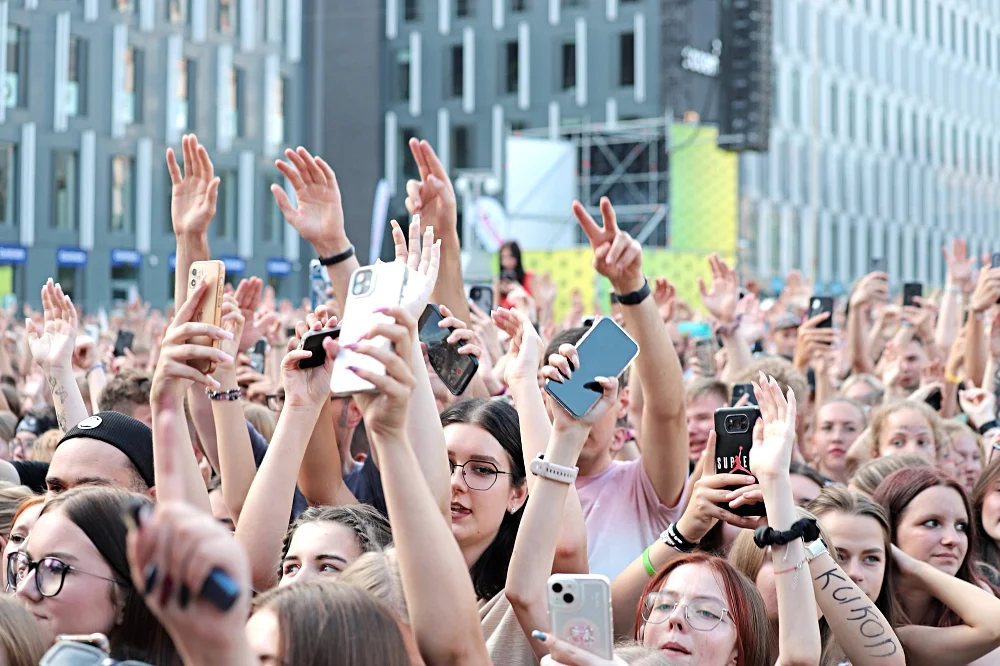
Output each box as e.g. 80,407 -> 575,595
695,338 -> 716,376
189,260 -> 226,374
731,383 -> 758,407
309,259 -> 331,311
714,406 -> 766,517
582,316 -> 596,328
807,296 -> 834,329
500,268 -> 518,283
418,304 -> 479,396
925,387 -> 943,412
870,257 -> 888,273
468,284 -> 494,314
113,330 -> 134,357
331,262 -> 410,396
544,317 -> 639,418
678,321 -> 712,339
546,574 -> 613,660
249,338 -> 267,374
298,327 -> 341,369
902,282 -> 923,307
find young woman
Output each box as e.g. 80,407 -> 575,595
848,454 -> 930,497
941,420 -> 984,494
0,483 -> 33,551
874,467 -> 1000,666
11,487 -> 179,663
789,461 -> 832,506
971,458 -> 1000,587
498,240 -> 534,311
863,401 -> 944,463
279,504 -> 392,585
2,495 -> 42,591
811,398 -> 867,484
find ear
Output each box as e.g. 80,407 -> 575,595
508,481 -> 529,514
610,427 -> 628,453
146,486 -> 157,501
346,398 -> 364,428
727,646 -> 738,666
616,386 -> 631,419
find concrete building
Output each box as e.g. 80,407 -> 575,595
0,0 -> 304,310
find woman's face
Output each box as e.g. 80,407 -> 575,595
500,247 -> 516,271
279,521 -> 363,587
896,486 -> 969,576
877,409 -> 936,462
445,423 -> 526,557
843,381 -> 878,406
950,432 -> 983,493
790,474 -> 823,507
14,509 -> 122,646
820,511 -> 887,604
641,563 -> 739,666
982,480 -> 1000,543
10,432 -> 36,462
2,502 -> 42,591
813,402 -> 864,478
245,608 -> 282,665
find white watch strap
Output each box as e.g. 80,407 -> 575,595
529,454 -> 579,484
805,538 -> 829,562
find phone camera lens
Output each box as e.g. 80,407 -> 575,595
191,268 -> 197,276
552,583 -> 563,594
190,279 -> 197,288
563,594 -> 574,604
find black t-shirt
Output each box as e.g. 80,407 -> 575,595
11,460 -> 47,494
344,456 -> 387,517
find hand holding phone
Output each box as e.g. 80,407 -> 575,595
807,296 -> 834,329
547,574 -> 614,659
298,327 -> 340,369
188,261 -> 226,374
418,304 -> 479,396
694,338 -> 716,376
714,407 -> 765,517
902,282 -> 923,307
114,330 -> 135,358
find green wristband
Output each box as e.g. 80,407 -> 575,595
642,545 -> 656,577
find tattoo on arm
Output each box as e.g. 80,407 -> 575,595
815,567 -> 899,658
47,375 -> 69,431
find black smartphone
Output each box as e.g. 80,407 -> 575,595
249,338 -> 267,374
870,257 -> 888,273
807,296 -> 834,329
992,252 -> 1000,269
695,338 -> 716,376
285,326 -> 297,338
500,269 -> 518,283
903,282 -> 923,307
582,316 -> 596,328
731,383 -> 758,407
297,327 -> 341,369
419,304 -> 478,396
925,387 -> 943,412
545,317 -> 640,418
113,330 -> 135,357
714,406 -> 766,517
468,285 -> 494,314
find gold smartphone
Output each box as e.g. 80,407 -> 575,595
188,260 -> 226,374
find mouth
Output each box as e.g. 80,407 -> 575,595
661,642 -> 691,655
931,553 -> 958,563
450,503 -> 471,519
827,446 -> 845,457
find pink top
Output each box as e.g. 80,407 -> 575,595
576,459 -> 691,580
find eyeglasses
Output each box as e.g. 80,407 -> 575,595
641,593 -> 730,631
8,552 -> 119,598
449,459 -> 514,491
265,393 -> 285,412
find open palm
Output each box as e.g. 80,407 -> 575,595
389,217 -> 441,318
749,373 -> 797,481
492,306 -> 541,385
27,279 -> 77,372
166,134 -> 220,237
272,147 -> 345,247
698,254 -> 739,322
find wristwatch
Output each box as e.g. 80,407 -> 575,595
529,453 -> 579,484
805,538 -> 829,562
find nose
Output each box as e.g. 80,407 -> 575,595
449,464 -> 468,491
14,568 -> 40,602
940,526 -> 959,547
666,603 -> 688,630
844,560 -> 865,587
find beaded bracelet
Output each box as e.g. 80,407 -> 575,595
206,387 -> 242,401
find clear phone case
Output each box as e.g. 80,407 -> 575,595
547,574 -> 614,659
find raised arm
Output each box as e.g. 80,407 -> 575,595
168,135 -> 219,307
966,266 -> 1000,388
937,240 -> 973,352
699,256 -> 753,382
847,273 -> 888,375
351,307 -> 491,666
573,198 -> 687,506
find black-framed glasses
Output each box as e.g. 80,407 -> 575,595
265,393 -> 285,412
8,552 -> 119,598
449,459 -> 513,491
641,593 -> 730,631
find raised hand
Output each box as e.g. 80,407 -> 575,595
389,217 -> 442,317
572,197 -> 644,294
534,632 -> 627,666
403,138 -> 458,236
436,303 -> 482,360
750,372 -> 797,482
493,306 -> 543,386
792,311 -> 835,371
540,342 -> 619,429
652,277 -> 676,322
272,147 -> 346,257
737,293 -> 765,342
166,134 -> 220,238
215,294 -> 245,375
280,318 -> 339,411
944,238 -> 976,293
971,266 -> 1000,313
698,254 -> 740,323
26,279 -> 77,372
959,387 -> 997,429
849,271 -> 890,309
233,277 -> 278,353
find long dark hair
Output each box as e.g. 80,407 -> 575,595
42,487 -> 180,665
972,457 -> 1000,579
440,398 -> 526,601
499,240 -> 526,285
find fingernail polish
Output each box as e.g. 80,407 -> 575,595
344,343 -> 358,350
178,584 -> 191,609
347,366 -> 359,373
531,630 -> 547,642
159,576 -> 175,607
143,564 -> 158,595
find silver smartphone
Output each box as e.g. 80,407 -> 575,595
547,574 -> 614,659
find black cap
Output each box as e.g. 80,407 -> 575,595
58,412 -> 155,488
16,413 -> 58,437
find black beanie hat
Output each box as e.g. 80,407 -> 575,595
58,412 -> 156,488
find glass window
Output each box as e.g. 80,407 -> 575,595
229,68 -> 246,137
790,69 -> 801,125
447,45 -> 463,98
924,0 -> 930,41
561,42 -> 576,90
456,0 -> 473,17
219,0 -> 236,33
404,0 -> 420,21
450,126 -> 471,170
274,76 -> 286,146
0,144 -> 16,227
769,209 -> 780,274
400,127 -> 419,182
5,27 -> 27,109
847,90 -> 856,141
53,151 -> 78,231
511,0 -> 528,10
67,36 -> 87,117
561,0 -> 586,6
395,49 -> 411,100
619,33 -> 635,87
167,0 -> 187,23
865,93 -> 873,145
124,46 -> 143,124
216,169 -> 237,239
110,156 -> 134,233
503,41 -> 518,94
830,82 -> 839,135
937,4 -> 943,47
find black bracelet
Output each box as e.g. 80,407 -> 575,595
615,279 -> 651,306
659,522 -> 698,553
318,245 -> 355,267
753,517 -> 820,548
979,420 -> 1000,435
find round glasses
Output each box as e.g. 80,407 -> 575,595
641,593 -> 729,631
449,460 -> 514,491
7,552 -> 118,598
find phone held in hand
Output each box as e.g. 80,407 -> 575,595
544,317 -> 639,419
297,327 -> 341,369
714,406 -> 766,517
694,338 -> 716,376
309,259 -> 331,312
467,284 -> 494,314
925,387 -> 943,412
418,304 -> 479,396
546,574 -> 614,660
902,282 -> 923,307
731,383 -> 758,407
188,260 -> 226,375
113,330 -> 135,358
249,338 -> 268,374
331,262 -> 410,396
807,295 -> 834,329
870,257 -> 888,273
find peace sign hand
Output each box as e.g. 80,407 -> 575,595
572,197 -> 645,294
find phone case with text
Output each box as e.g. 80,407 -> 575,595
714,406 -> 766,517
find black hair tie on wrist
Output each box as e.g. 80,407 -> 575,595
753,517 -> 820,548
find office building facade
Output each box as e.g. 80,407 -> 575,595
0,0 -> 304,310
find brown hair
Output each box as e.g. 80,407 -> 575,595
686,377 -> 729,406
730,357 -> 808,407
340,548 -> 409,623
0,484 -> 34,539
972,458 -> 1000,577
848,454 -> 931,497
0,385 -> 21,419
98,369 -> 152,415
867,400 -> 945,460
0,596 -> 46,666
839,374 -> 884,407
252,581 -> 409,666
0,412 -> 17,445
243,402 -> 277,443
30,429 -> 63,463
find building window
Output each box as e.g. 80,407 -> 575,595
176,58 -> 194,131
561,42 -> 576,90
503,41 -> 518,94
219,0 -> 237,33
5,27 -> 27,109
110,156 -> 134,233
847,90 -> 856,141
53,151 -> 78,231
124,46 -> 143,124
216,169 -> 237,239
229,68 -> 246,137
448,44 -> 463,98
167,0 -> 187,22
400,127 -> 420,183
561,0 -> 585,7
0,145 -> 16,227
790,69 -> 801,126
113,0 -> 133,12
450,126 -> 471,169
619,32 -> 635,87
456,0 -> 473,17
404,0 -> 419,22
67,36 -> 87,117
510,0 -> 528,10
395,49 -> 411,101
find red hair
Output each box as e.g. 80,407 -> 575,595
633,552 -> 771,666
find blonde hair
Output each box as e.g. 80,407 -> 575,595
31,429 -> 63,463
0,597 -> 46,666
730,357 -> 808,407
0,484 -> 34,538
940,420 -> 985,460
243,403 -> 277,443
685,378 -> 729,405
848,454 -> 931,497
839,374 -> 885,406
867,400 -> 945,460
340,548 -> 409,624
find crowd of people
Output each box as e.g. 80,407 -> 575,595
0,132 -> 995,666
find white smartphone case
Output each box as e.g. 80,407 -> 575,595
547,574 -> 614,659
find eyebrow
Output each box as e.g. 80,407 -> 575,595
453,455 -> 503,466
24,550 -> 79,564
316,554 -> 349,564
73,477 -> 116,487
658,592 -> 727,605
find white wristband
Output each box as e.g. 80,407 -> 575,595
529,453 -> 579,485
